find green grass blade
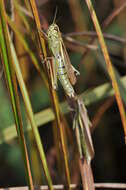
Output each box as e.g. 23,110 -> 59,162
1,75 -> 126,144
0,1 -> 34,189
10,36 -> 53,189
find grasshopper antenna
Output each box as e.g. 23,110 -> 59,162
52,6 -> 58,24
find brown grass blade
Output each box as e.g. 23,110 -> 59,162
80,0 -> 126,66
28,0 -> 71,189
70,96 -> 95,190
85,0 -> 126,141
79,159 -> 95,190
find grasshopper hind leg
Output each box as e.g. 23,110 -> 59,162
46,57 -> 58,90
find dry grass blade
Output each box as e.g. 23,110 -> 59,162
73,98 -> 94,162
79,159 -> 94,190
80,0 -> 126,66
64,31 -> 126,44
91,97 -> 114,131
85,0 -> 126,141
28,0 -> 71,189
71,97 -> 94,190
64,36 -> 98,51
102,1 -> 126,28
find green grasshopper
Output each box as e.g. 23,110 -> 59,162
40,15 -> 94,161
46,22 -> 79,98
46,24 -> 94,161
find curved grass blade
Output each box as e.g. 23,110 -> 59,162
85,0 -> 126,141
9,35 -> 53,189
0,1 -> 34,189
1,75 -> 126,145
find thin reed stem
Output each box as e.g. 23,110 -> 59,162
28,0 -> 71,189
85,0 -> 126,141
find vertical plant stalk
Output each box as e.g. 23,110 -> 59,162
0,1 -> 34,189
85,0 -> 126,140
10,35 -> 53,190
28,1 -> 71,189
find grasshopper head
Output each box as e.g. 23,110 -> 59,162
47,24 -> 61,55
47,23 -> 60,39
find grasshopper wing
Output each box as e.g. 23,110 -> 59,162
60,40 -> 80,85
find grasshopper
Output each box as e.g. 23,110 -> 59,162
46,22 -> 79,97
40,14 -> 94,161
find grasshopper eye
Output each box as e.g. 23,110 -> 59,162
54,27 -> 58,31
